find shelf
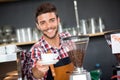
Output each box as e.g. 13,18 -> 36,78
88,29 -> 120,37
15,41 -> 36,46
87,32 -> 104,37
0,41 -> 37,47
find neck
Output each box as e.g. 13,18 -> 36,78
43,34 -> 60,48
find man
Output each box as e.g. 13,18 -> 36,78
22,2 -> 74,80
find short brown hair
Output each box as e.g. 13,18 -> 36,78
35,2 -> 58,23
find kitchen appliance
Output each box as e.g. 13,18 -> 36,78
104,31 -> 120,80
62,35 -> 91,80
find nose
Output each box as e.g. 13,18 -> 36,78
45,22 -> 52,29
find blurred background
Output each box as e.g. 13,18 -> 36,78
0,0 -> 120,80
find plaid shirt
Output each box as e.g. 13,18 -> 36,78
22,32 -> 71,80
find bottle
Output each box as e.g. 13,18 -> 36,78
95,64 -> 102,80
90,64 -> 102,80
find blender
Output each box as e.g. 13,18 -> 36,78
62,35 -> 91,80
104,31 -> 120,79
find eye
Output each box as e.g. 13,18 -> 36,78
50,18 -> 55,23
39,21 -> 45,25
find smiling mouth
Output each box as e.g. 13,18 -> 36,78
43,28 -> 58,39
47,29 -> 54,33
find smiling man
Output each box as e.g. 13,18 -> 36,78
22,2 -> 74,80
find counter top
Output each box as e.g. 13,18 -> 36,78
0,54 -> 16,63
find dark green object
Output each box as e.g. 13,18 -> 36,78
90,69 -> 101,80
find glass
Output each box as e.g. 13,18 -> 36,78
79,19 -> 89,35
88,18 -> 97,34
62,35 -> 89,73
88,17 -> 105,34
104,31 -> 120,66
98,17 -> 105,33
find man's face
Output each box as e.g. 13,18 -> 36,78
36,12 -> 60,39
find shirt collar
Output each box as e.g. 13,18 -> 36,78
41,34 -> 62,50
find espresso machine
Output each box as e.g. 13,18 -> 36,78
104,31 -> 120,80
63,35 -> 91,80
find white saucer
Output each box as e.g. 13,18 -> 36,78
39,60 -> 59,65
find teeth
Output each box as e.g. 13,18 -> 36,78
47,29 -> 53,33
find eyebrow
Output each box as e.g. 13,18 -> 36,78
50,18 -> 55,20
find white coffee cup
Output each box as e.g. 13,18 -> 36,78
41,53 -> 59,61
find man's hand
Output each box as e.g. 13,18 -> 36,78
36,60 -> 49,75
32,60 -> 49,79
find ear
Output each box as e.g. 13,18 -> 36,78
57,17 -> 60,24
36,23 -> 41,30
